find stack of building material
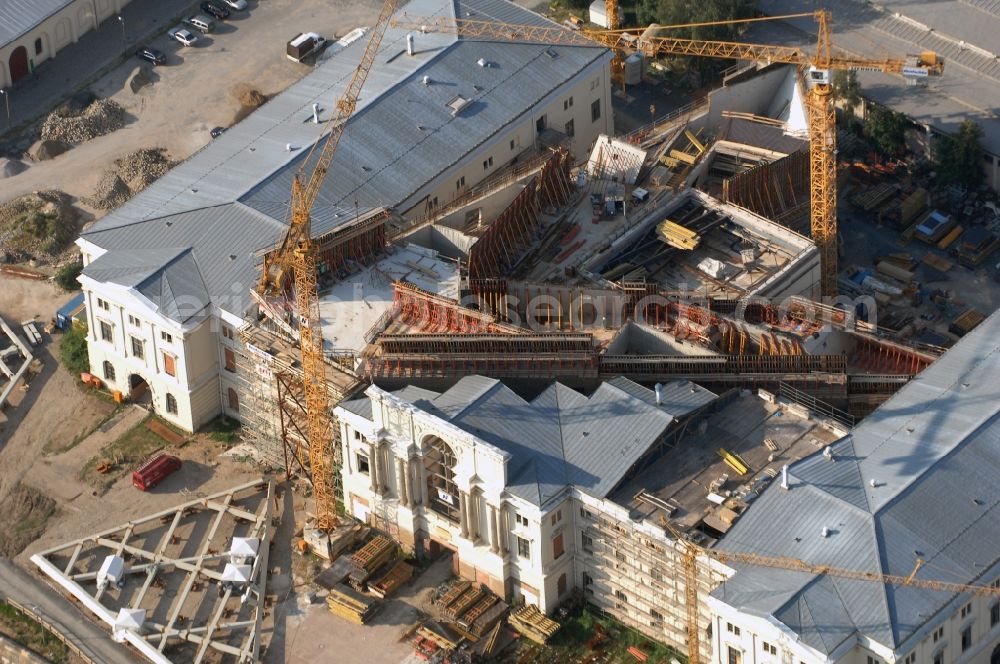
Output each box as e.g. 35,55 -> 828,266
468,598 -> 508,637
850,182 -> 898,212
327,583 -> 379,624
656,219 -> 701,250
445,584 -> 485,620
368,560 -> 413,599
508,605 -> 560,644
417,620 -> 462,650
950,309 -> 986,337
348,536 -> 396,588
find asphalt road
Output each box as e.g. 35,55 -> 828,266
0,558 -> 139,664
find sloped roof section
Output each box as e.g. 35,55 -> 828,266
0,0 -> 72,49
379,377 -> 697,506
712,307 -> 1000,653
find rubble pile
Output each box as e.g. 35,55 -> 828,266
83,148 -> 173,210
40,98 -> 127,144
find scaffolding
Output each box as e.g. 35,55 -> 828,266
579,502 -> 725,662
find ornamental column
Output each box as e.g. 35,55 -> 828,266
489,505 -> 500,554
459,491 -> 470,538
396,457 -> 409,507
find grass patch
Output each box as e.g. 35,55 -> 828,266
80,414 -> 180,493
0,484 -> 58,557
537,605 -> 684,664
58,323 -> 89,377
206,414 -> 241,444
0,603 -> 71,664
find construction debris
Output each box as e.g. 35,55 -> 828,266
40,98 -> 127,144
84,148 -> 173,210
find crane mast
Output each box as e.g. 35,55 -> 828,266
258,0 -> 400,530
392,11 -> 942,296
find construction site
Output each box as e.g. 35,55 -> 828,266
7,0 -> 999,663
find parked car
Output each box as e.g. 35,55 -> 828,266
183,14 -> 216,34
201,1 -> 230,19
132,453 -> 182,491
168,26 -> 199,46
210,126 -> 227,138
135,46 -> 166,65
219,0 -> 248,10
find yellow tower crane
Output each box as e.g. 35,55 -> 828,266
391,11 -> 943,295
659,519 -> 1000,664
257,0 -> 400,531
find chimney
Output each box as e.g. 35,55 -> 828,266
781,465 -> 789,490
654,383 -> 663,406
422,75 -> 431,86
312,103 -> 320,123
406,33 -> 414,56
821,526 -> 830,538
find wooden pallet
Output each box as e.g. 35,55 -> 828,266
470,599 -> 508,637
461,594 -> 498,626
327,583 -> 379,624
509,605 -> 559,645
438,580 -> 471,610
447,585 -> 484,619
369,560 -> 414,599
350,536 -> 395,573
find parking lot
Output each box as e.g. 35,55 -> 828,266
0,0 -> 381,213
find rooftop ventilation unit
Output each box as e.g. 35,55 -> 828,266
422,75 -> 431,86
447,95 -> 473,116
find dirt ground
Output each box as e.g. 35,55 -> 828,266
0,0 -> 381,212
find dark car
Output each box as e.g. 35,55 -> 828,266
201,1 -> 230,19
135,46 -> 166,65
210,126 -> 227,138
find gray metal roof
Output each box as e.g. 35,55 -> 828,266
82,203 -> 285,322
748,0 -> 1000,157
713,306 -> 1000,654
79,0 -> 608,322
381,376 -> 701,506
0,0 -> 73,49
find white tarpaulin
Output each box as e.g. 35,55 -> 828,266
697,257 -> 727,279
587,135 -> 647,186
222,564 -> 252,584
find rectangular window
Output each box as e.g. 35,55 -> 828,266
161,331 -> 173,343
162,353 -> 176,377
510,138 -> 516,151
356,453 -> 370,475
222,325 -> 234,340
763,643 -> 777,656
552,533 -> 564,559
131,336 -> 144,359
354,430 -> 362,440
224,348 -> 236,372
650,567 -> 663,582
482,156 -> 493,170
456,176 -> 466,191
591,99 -> 601,122
614,589 -> 627,603
517,536 -> 530,559
650,608 -> 663,623
867,657 -> 880,664
563,96 -> 573,110
100,321 -> 113,342
961,602 -> 972,618
727,646 -> 741,664
515,513 -> 529,528
128,315 -> 140,327
582,533 -> 593,553
565,119 -> 575,138
97,298 -> 110,311
961,625 -> 972,651
933,626 -> 944,643
991,601 -> 999,626
933,652 -> 943,664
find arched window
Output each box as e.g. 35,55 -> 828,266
227,387 -> 239,412
102,360 -> 115,381
423,437 -> 460,523
34,38 -> 42,56
165,393 -> 177,415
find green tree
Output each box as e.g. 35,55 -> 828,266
832,70 -> 861,127
54,260 -> 83,291
864,104 -> 907,158
935,120 -> 984,190
60,323 -> 90,377
635,0 -> 759,70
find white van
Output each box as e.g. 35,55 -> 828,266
185,14 -> 216,34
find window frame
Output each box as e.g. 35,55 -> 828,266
516,536 -> 531,559
99,320 -> 114,342
130,336 -> 144,359
165,393 -> 178,415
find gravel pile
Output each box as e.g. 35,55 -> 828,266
83,147 -> 173,210
40,98 -> 127,144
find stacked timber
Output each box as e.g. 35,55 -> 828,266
369,560 -> 414,599
327,583 -> 379,624
348,536 -> 396,588
508,605 -> 560,644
